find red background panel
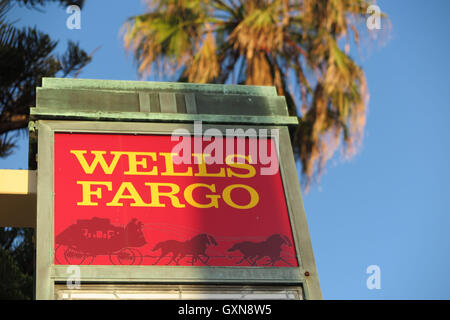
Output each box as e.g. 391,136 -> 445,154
53,133 -> 298,267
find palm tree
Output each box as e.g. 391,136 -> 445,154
123,0 -> 384,188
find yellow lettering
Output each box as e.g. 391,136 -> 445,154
222,184 -> 259,209
192,153 -> 225,177
159,152 -> 193,176
225,154 -> 256,178
106,182 -> 150,207
122,152 -> 158,175
145,183 -> 185,208
76,181 -> 112,206
70,150 -> 122,174
184,183 -> 220,208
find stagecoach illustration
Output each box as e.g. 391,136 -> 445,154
55,217 -> 146,265
55,217 -> 295,267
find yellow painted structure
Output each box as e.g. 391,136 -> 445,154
0,169 -> 37,227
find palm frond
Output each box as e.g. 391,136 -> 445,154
0,133 -> 16,158
123,0 -> 388,189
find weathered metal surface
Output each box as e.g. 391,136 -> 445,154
30,108 -> 298,125
158,92 -> 177,113
32,78 -> 296,125
41,77 -> 278,96
54,284 -> 303,300
35,89 -> 289,116
51,265 -> 305,283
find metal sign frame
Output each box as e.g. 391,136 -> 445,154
35,120 -> 321,299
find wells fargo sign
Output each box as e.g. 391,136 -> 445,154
54,133 -> 298,267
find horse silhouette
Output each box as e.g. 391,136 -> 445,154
152,233 -> 218,265
227,234 -> 293,266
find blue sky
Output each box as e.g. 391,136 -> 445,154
2,0 -> 450,299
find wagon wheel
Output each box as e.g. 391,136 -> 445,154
64,246 -> 95,265
116,248 -> 136,265
130,248 -> 143,265
54,244 -> 64,264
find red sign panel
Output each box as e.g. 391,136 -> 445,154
54,133 -> 298,267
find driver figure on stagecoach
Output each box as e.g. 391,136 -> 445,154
124,218 -> 147,247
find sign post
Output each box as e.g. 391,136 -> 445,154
31,78 -> 321,299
